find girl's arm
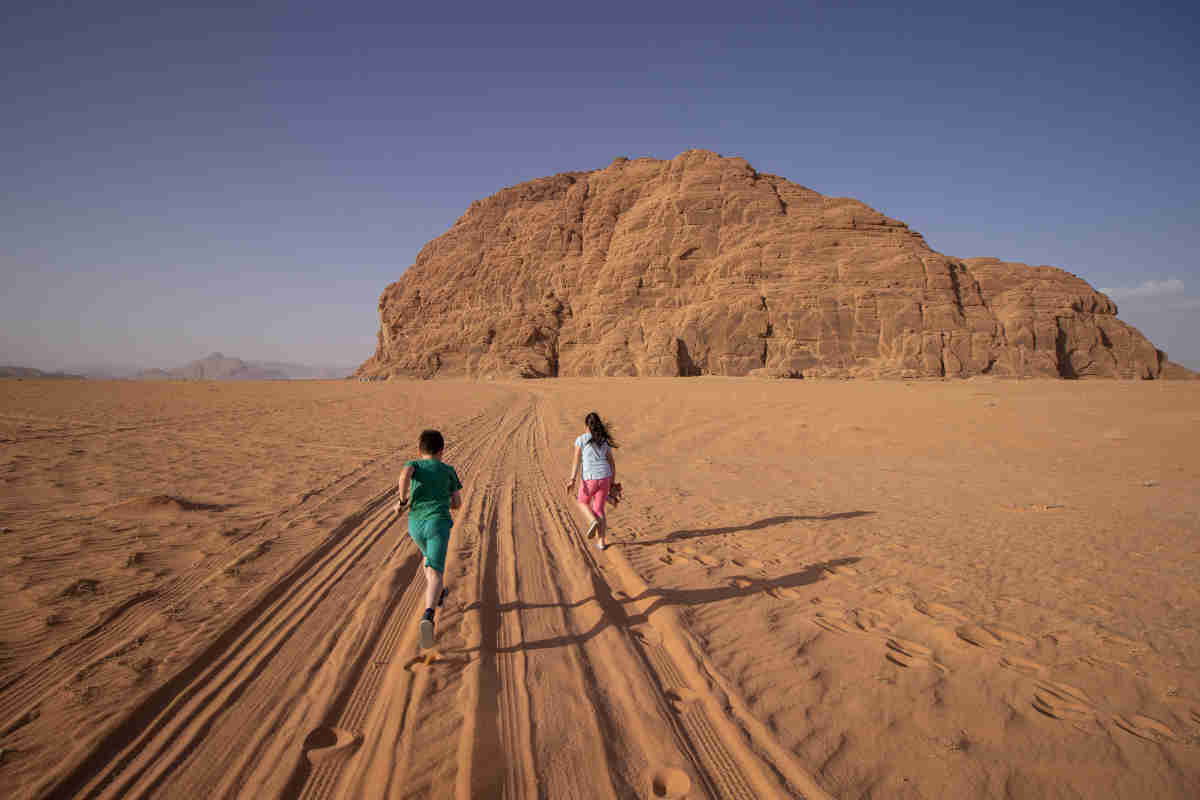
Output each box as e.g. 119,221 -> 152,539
606,448 -> 616,482
566,445 -> 582,491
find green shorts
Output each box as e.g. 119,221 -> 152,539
409,517 -> 452,573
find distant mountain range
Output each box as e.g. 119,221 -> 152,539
2,354 -> 353,381
136,353 -> 352,380
0,365 -> 85,379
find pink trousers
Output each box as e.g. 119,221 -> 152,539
577,476 -> 612,518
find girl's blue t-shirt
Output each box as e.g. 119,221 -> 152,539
575,433 -> 613,480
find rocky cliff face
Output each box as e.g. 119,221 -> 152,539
359,150 -> 1189,380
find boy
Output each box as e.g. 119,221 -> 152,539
395,429 -> 462,649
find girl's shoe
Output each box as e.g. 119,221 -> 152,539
597,542 -> 607,551
585,519 -> 599,539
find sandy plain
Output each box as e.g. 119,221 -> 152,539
0,377 -> 1198,799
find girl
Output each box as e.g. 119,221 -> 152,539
565,411 -> 617,551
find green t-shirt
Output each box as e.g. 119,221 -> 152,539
405,459 -> 462,521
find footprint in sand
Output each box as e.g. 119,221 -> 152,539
1077,654 -> 1122,671
773,587 -> 805,600
664,687 -> 700,713
1044,631 -> 1074,647
646,767 -> 692,799
1112,714 -> 1178,744
985,625 -> 1034,646
1032,681 -> 1096,724
1099,631 -> 1148,654
956,624 -> 1004,648
631,625 -> 664,647
851,608 -> 894,633
730,558 -> 766,570
999,655 -> 1048,678
404,652 -> 443,672
886,637 -> 931,659
824,563 -> 858,577
303,726 -> 362,765
913,599 -> 968,623
885,638 -> 947,672
1002,503 -> 1067,512
695,554 -> 721,567
812,610 -> 852,634
876,583 -> 913,599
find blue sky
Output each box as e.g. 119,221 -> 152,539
3,1 -> 1198,371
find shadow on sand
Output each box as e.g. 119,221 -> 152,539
464,556 -> 861,655
622,511 -> 875,547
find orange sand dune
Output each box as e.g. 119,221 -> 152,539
1,377 -> 1197,799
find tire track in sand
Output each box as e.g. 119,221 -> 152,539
33,388 -> 833,799
0,408 -> 496,768
286,402 -> 517,800
0,441 -> 404,730
352,391 -> 825,799
38,486 -> 406,799
319,395 -> 539,799
148,408 -> 501,800
325,394 -> 641,799
521,399 -> 830,800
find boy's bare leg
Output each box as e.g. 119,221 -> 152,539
424,565 -> 443,612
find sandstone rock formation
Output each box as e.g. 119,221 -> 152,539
359,150 -> 1192,380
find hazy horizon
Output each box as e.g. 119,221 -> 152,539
4,4 -> 1198,372
0,352 -> 358,377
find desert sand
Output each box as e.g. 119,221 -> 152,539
1,377 -> 1198,799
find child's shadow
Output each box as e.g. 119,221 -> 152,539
624,511 -> 874,547
471,556 -> 861,655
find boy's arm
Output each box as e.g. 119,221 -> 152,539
450,490 -> 462,510
395,465 -> 414,513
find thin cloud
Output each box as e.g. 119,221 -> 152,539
1163,297 -> 1200,312
1100,278 -> 1185,299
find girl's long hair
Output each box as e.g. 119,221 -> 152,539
585,411 -> 617,450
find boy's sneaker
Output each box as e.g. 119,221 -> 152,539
419,608 -> 435,649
